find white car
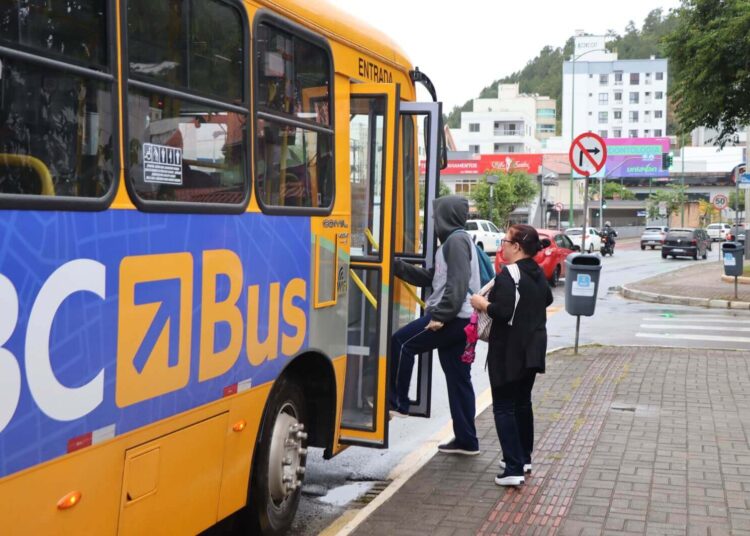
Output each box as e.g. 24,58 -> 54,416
465,219 -> 504,253
565,227 -> 602,253
706,222 -> 732,241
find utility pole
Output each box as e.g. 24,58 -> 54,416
680,133 -> 686,227
746,126 -> 750,260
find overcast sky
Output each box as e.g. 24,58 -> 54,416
326,0 -> 682,110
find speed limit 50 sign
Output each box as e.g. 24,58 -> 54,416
712,194 -> 728,211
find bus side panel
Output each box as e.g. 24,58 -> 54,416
0,210 -> 311,481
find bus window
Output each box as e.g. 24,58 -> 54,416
126,0 -> 249,209
400,116 -> 419,254
254,22 -> 334,211
0,1 -> 115,201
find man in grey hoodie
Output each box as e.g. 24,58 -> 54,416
389,195 -> 481,455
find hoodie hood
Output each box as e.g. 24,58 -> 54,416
517,256 -> 545,282
433,196 -> 469,242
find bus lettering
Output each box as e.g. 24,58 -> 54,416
0,274 -> 21,433
282,278 -> 307,355
358,57 -> 393,83
246,282 -> 281,366
26,260 -> 106,421
199,249 -> 244,382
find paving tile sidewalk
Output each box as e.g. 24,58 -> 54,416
351,346 -> 750,536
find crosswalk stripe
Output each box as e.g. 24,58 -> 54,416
640,324 -> 750,332
636,332 -> 750,344
642,316 -> 750,324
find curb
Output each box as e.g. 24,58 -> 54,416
621,285 -> 750,310
720,274 -> 750,285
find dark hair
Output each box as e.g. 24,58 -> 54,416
508,224 -> 543,256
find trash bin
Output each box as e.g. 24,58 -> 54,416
564,254 -> 602,317
722,242 -> 744,277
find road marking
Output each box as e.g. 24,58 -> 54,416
636,332 -> 750,344
641,324 -> 750,332
642,316 -> 750,324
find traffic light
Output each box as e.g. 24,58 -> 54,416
661,152 -> 673,170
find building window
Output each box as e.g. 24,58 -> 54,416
598,111 -> 608,124
614,71 -> 623,85
507,146 -> 515,153
614,91 -> 622,102
493,143 -> 502,152
469,123 -> 480,132
614,110 -> 622,120
629,92 -> 639,104
644,129 -> 651,136
629,111 -> 639,122
599,130 -> 608,138
656,72 -> 664,80
630,73 -> 640,85
655,129 -> 663,137
644,111 -> 651,123
537,108 -> 556,118
613,129 -> 622,137
537,125 -> 555,134
655,110 -> 663,119
599,74 -> 608,85
598,93 -> 608,105
629,129 -> 638,138
469,144 -> 480,154
655,91 -> 664,100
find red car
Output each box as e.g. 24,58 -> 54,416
494,229 -> 578,287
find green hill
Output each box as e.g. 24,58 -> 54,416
445,8 -> 681,135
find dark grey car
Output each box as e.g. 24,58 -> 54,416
661,228 -> 712,260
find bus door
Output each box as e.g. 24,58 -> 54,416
339,82 -> 440,447
393,101 -> 441,417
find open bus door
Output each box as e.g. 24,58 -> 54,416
339,81 -> 441,447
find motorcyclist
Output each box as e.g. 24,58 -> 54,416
601,221 -> 618,246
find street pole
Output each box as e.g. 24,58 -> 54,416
582,176 -> 590,252
539,174 -> 545,228
599,175 -> 604,229
680,134 -> 685,227
746,126 -> 750,260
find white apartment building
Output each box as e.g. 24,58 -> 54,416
451,84 -> 551,154
562,34 -> 668,142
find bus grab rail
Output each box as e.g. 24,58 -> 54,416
400,279 -> 426,309
0,154 -> 55,196
349,269 -> 377,309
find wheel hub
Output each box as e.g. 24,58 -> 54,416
267,404 -> 307,503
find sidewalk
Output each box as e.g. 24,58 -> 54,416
623,262 -> 750,309
349,346 -> 750,536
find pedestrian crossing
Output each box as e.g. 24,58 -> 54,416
636,312 -> 750,345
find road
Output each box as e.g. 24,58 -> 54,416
290,240 -> 750,535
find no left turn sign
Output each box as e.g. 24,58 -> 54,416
569,132 -> 607,178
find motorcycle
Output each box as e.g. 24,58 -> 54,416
600,233 -> 615,256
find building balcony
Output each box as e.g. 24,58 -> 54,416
493,129 -> 523,137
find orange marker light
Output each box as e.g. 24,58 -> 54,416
232,420 -> 247,432
57,491 -> 82,510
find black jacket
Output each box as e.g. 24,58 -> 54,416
485,257 -> 553,386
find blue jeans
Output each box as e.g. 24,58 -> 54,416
389,314 -> 478,450
492,373 -> 536,476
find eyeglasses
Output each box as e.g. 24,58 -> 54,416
501,238 -> 517,246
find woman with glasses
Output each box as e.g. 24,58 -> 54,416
470,224 -> 553,487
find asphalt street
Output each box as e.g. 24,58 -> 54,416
289,241 -> 750,535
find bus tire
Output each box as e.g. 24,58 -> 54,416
249,378 -> 308,535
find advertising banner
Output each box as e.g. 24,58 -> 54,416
603,137 -> 670,178
419,154 -> 542,176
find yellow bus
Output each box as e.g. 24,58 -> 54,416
0,0 -> 445,533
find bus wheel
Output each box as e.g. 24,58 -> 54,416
250,379 -> 308,535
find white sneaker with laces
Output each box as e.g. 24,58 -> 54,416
499,460 -> 532,473
495,474 -> 524,487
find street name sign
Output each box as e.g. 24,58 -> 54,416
740,173 -> 750,190
569,132 -> 607,178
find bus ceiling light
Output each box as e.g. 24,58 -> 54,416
232,420 -> 247,432
57,491 -> 82,510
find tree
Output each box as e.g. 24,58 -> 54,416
697,199 -> 719,226
469,171 -> 538,228
418,181 -> 452,209
729,190 -> 746,213
664,0 -> 750,145
646,184 -> 689,220
589,182 -> 636,200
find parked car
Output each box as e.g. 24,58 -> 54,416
661,228 -> 711,260
465,219 -> 504,253
640,226 -> 669,250
706,222 -> 732,241
726,224 -> 747,244
565,227 -> 602,254
495,229 -> 578,287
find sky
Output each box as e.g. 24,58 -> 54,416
325,0 -> 682,110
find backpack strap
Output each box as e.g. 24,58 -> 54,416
506,264 -> 521,326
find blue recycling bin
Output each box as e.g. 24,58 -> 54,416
564,254 -> 602,317
722,242 -> 744,277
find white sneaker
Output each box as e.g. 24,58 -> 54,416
389,409 -> 408,418
499,460 -> 532,473
495,474 -> 524,487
